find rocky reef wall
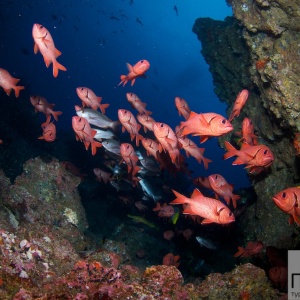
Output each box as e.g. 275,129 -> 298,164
192,0 -> 300,247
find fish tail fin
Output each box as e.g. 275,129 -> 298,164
91,141 -> 102,156
234,247 -> 245,257
52,111 -> 63,121
100,103 -> 110,114
135,134 -> 144,147
118,75 -> 128,86
170,189 -> 188,205
53,60 -> 67,78
223,141 -> 238,160
13,85 -> 25,98
232,194 -> 241,209
202,157 -> 212,170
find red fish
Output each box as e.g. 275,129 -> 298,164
228,89 -> 249,122
72,116 -> 102,155
118,59 -> 150,86
38,116 -> 56,142
235,117 -> 258,145
175,97 -> 191,120
137,113 -> 155,132
223,141 -> 274,174
30,95 -> 62,121
32,23 -> 67,77
153,122 -> 180,167
126,92 -> 152,115
120,143 -> 140,177
178,112 -> 233,143
178,136 -> 212,169
208,174 -> 241,209
0,68 -> 25,98
61,161 -> 87,179
170,188 -> 235,225
76,87 -> 109,114
272,187 -> 300,226
162,253 -> 180,268
234,241 -> 264,258
193,176 -> 212,190
163,230 -> 175,241
93,168 -> 112,184
268,266 -> 287,290
118,109 -> 143,146
141,138 -> 159,159
152,202 -> 175,218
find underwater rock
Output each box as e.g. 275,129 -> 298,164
192,6 -> 300,248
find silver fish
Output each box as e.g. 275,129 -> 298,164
138,178 -> 162,202
102,139 -> 121,156
75,105 -> 119,130
195,236 -> 217,250
93,128 -> 116,141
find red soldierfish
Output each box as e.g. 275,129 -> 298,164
272,187 -> 300,226
118,109 -> 143,146
126,92 -> 152,115
178,112 -> 233,143
137,113 -> 155,132
118,59 -> 150,87
152,203 -> 175,218
153,122 -> 180,168
72,116 -> 102,156
208,174 -> 241,209
0,68 -> 25,98
175,97 -> 191,120
170,188 -> 235,225
32,23 -> 67,78
30,95 -> 62,121
120,143 -> 141,177
178,136 -> 212,169
141,138 -> 159,159
38,116 -> 56,142
229,89 -> 249,122
235,117 -> 258,145
76,87 -> 109,114
223,141 -> 274,174
234,241 -> 264,258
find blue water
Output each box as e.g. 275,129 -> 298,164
0,0 -> 249,189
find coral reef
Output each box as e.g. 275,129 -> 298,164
0,157 -> 284,298
192,2 -> 300,248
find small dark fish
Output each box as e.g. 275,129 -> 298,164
120,13 -> 129,19
20,48 -> 29,55
136,17 -> 143,26
173,5 -> 178,16
130,0 -> 134,5
51,14 -> 58,20
110,16 -> 119,21
196,236 -> 217,250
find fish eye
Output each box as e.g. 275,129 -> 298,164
81,87 -> 84,90
215,175 -> 218,179
126,145 -> 130,149
141,60 -> 144,63
263,150 -> 268,155
78,118 -> 81,122
221,119 -> 226,124
281,192 -> 286,198
229,212 -> 232,216
160,123 -> 164,127
39,25 -> 44,29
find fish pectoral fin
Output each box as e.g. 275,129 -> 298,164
34,43 -> 39,54
201,218 -> 214,224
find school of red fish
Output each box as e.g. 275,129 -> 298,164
0,24 -> 299,253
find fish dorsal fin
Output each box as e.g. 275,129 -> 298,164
191,188 -> 202,198
126,63 -> 133,72
240,142 -> 251,150
54,48 -> 62,57
187,111 -> 198,119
